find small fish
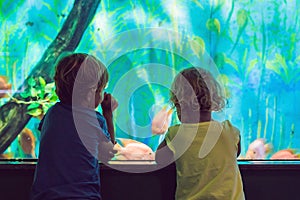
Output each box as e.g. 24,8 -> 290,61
0,152 -> 13,159
113,138 -> 155,160
18,128 -> 36,158
56,13 -> 65,18
245,138 -> 272,159
0,76 -> 12,98
270,149 -> 300,160
151,106 -> 172,135
25,21 -> 34,26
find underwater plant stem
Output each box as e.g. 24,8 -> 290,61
12,61 -> 17,91
261,15 -> 267,63
256,120 -> 261,139
7,93 -> 51,105
270,96 -> 277,144
248,108 -> 252,144
213,0 -> 234,57
279,115 -> 284,151
241,116 -> 246,155
229,30 -> 244,56
0,0 -> 101,153
263,96 -> 269,139
208,3 -> 214,57
288,123 -> 295,148
24,38 -> 29,78
4,31 -> 9,77
255,18 -> 268,134
225,0 -> 234,27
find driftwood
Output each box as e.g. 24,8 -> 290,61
0,0 -> 101,153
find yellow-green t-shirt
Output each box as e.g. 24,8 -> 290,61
165,120 -> 245,200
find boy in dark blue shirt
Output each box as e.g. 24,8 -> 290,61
31,53 -> 118,200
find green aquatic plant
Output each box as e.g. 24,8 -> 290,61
0,0 -> 25,20
270,96 -> 277,145
230,9 -> 249,55
278,115 -> 285,151
34,1 -> 71,42
206,18 -> 221,34
11,76 -> 58,119
210,0 -> 234,53
216,49 -> 257,83
263,96 -> 270,139
204,0 -> 223,57
211,0 -> 226,15
191,0 -> 204,9
1,3 -> 31,91
256,119 -> 262,139
266,53 -> 300,85
80,2 -> 125,59
247,108 -> 253,146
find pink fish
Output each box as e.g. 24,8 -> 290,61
245,138 -> 272,159
113,138 -> 155,160
151,107 -> 172,135
270,149 -> 300,160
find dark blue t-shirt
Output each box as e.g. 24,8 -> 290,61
31,102 -> 111,200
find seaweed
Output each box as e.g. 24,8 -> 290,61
256,119 -> 262,139
247,108 -> 252,145
9,77 -> 58,119
278,115 -> 285,151
230,9 -> 249,55
263,96 -> 269,139
266,54 -> 300,85
270,96 -> 277,145
0,0 -> 25,20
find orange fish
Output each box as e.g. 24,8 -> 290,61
0,152 -> 13,159
0,76 -> 12,98
113,138 -> 155,160
270,149 -> 300,160
151,106 -> 172,135
18,128 -> 36,158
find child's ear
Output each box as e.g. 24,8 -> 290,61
92,87 -> 98,92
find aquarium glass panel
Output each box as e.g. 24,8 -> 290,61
0,0 -> 300,160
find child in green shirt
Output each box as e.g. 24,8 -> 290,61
156,67 -> 245,200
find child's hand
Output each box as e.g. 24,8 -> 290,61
98,140 -> 117,163
101,92 -> 118,113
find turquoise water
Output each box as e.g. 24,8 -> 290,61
0,0 -> 300,159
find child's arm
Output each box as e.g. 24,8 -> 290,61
155,139 -> 174,165
101,92 -> 118,144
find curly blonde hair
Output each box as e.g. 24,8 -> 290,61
170,67 -> 225,112
54,53 -> 108,105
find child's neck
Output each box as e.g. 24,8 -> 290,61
181,110 -> 212,123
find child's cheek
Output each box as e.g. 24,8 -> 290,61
95,91 -> 104,108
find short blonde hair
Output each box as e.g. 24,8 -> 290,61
170,67 -> 225,112
54,53 -> 108,105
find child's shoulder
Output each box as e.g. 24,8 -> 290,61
221,120 -> 238,129
165,124 -> 181,138
169,124 -> 181,131
220,120 -> 240,138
